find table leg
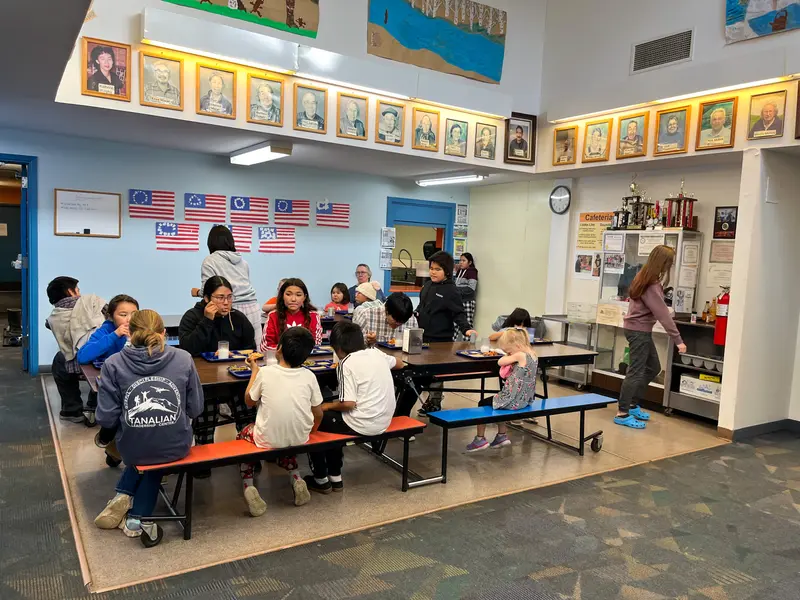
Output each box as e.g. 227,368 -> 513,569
480,377 -> 485,404
541,367 -> 550,399
579,410 -> 585,457
546,415 -> 552,440
184,473 -> 193,541
441,429 -> 449,484
401,436 -> 410,492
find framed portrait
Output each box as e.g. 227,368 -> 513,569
375,101 -> 405,146
336,92 -> 369,140
654,106 -> 690,156
616,112 -> 649,159
247,74 -> 284,127
696,98 -> 737,151
504,112 -> 536,165
474,123 -> 497,160
196,64 -> 236,119
294,83 -> 327,134
412,108 -> 439,151
713,206 -> 737,240
797,84 -> 800,140
81,37 -> 131,102
582,118 -> 612,163
747,90 -> 786,140
140,52 -> 183,111
552,126 -> 577,166
444,118 -> 468,157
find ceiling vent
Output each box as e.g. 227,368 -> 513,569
631,30 -> 693,74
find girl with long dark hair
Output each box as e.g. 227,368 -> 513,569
261,278 -> 322,350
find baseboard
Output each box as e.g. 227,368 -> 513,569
727,419 -> 800,441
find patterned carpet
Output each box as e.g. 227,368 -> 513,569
2,346 -> 800,599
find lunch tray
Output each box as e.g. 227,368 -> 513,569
310,346 -> 334,356
227,366 -> 252,379
303,360 -> 337,373
456,350 -> 505,360
200,351 -> 248,362
376,342 -> 430,350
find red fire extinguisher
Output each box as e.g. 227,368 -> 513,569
714,286 -> 730,346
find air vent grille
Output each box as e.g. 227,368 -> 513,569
632,30 -> 693,74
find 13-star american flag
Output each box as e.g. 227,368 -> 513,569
129,189 -> 175,219
273,199 -> 310,226
184,193 -> 227,222
258,226 -> 295,254
315,201 -> 350,228
155,222 -> 200,251
230,225 -> 253,253
230,196 -> 269,224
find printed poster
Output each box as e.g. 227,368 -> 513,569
674,287 -> 695,313
455,204 -> 469,225
638,233 -> 665,256
596,303 -> 623,327
577,212 -> 614,251
454,225 -> 468,238
379,248 -> 393,270
603,232 -> 624,252
381,227 -> 396,248
454,238 -> 467,258
574,252 -> 601,279
603,253 -> 625,275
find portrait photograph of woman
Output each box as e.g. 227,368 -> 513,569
82,37 -> 131,102
582,118 -> 612,163
474,123 -> 497,160
412,108 -> 439,151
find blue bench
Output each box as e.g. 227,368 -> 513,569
426,394 -> 616,482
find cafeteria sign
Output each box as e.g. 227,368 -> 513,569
576,212 -> 614,251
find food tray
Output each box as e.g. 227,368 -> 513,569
532,338 -> 553,345
227,366 -> 252,379
200,351 -> 248,362
303,360 -> 337,373
456,350 -> 504,360
376,342 -> 430,350
310,346 -> 334,356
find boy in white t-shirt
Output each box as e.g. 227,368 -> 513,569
304,321 -> 404,494
239,328 -> 324,516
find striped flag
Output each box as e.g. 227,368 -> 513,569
231,225 -> 252,253
155,221 -> 200,251
258,226 -> 295,254
184,193 -> 226,222
129,189 -> 175,219
274,199 -> 310,226
230,196 -> 269,224
316,201 -> 350,228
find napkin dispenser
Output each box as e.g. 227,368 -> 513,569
403,328 -> 424,354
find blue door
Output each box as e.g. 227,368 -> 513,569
19,164 -> 30,371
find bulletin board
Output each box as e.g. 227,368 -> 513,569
54,189 -> 121,238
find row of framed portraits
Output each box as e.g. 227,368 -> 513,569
552,88 -> 791,166
80,37 -> 536,165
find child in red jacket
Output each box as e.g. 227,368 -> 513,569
260,278 -> 322,351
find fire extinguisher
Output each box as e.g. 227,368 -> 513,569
714,286 -> 730,346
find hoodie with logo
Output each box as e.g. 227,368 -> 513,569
201,251 -> 258,306
416,279 -> 471,342
96,345 -> 203,466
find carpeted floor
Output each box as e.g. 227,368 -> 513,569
2,346 -> 800,599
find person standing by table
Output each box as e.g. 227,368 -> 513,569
349,264 -> 386,307
453,252 -> 478,341
616,245 -> 686,429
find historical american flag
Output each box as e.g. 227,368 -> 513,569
316,201 -> 350,228
274,199 -> 310,226
258,226 -> 295,254
231,225 -> 253,253
230,196 -> 269,224
129,189 -> 175,219
184,193 -> 226,222
155,221 -> 200,251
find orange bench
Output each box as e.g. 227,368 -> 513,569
136,416 -> 427,541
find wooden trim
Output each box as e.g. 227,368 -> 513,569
716,427 -> 733,440
293,82 -> 328,134
552,125 -> 578,166
746,89 -> 787,141
616,111 -> 649,159
695,97 -> 738,151
374,100 -> 405,147
582,118 -> 613,163
245,73 -> 285,128
195,63 -> 237,120
335,92 -> 369,140
139,51 -> 184,112
653,105 -> 691,156
81,37 -> 132,103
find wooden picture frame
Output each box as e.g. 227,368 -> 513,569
444,118 -> 469,157
616,111 -> 649,159
196,64 -> 237,120
746,89 -> 787,140
54,189 -> 122,238
696,97 -> 737,151
139,51 -> 184,111
375,100 -> 405,146
654,106 -> 690,156
336,92 -> 369,140
411,107 -> 440,152
294,83 -> 328,134
246,73 -> 284,128
474,122 -> 498,160
81,37 -> 132,102
582,118 -> 612,163
552,126 -> 578,166
504,112 -> 536,165
796,82 -> 800,139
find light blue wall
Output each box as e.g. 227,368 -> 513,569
0,128 -> 468,367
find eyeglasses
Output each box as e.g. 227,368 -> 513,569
211,294 -> 234,303
355,270 -> 369,276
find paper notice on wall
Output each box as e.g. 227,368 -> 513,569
454,226 -> 468,238
678,266 -> 698,288
603,232 -> 624,252
574,252 -> 601,279
454,238 -> 467,259
708,264 -> 733,287
455,204 -> 469,225
709,241 -> 735,263
682,242 -> 700,267
596,303 -> 623,327
379,248 -> 393,270
577,212 -> 614,251
674,287 -> 695,313
380,227 -> 396,249
603,253 -> 625,274
638,233 -> 665,256
0,224 -> 7,237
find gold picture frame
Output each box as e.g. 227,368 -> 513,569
294,83 -> 328,134
552,126 -> 578,166
654,106 -> 690,156
411,107 -> 440,152
139,51 -> 184,112
616,112 -> 649,159
196,64 -> 237,120
747,90 -> 786,140
336,92 -> 369,140
81,37 -> 132,102
375,100 -> 405,146
246,73 -> 284,128
582,118 -> 612,163
696,97 -> 737,151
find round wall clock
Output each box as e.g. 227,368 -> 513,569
549,185 -> 571,215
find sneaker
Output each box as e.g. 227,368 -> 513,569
59,411 -> 86,424
121,517 -> 143,538
466,436 -> 489,452
83,410 -> 97,428
303,475 -> 333,495
292,477 -> 311,506
490,434 -> 512,449
329,479 -> 344,493
94,493 -> 132,529
244,486 -> 267,517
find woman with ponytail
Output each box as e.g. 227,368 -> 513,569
95,309 -> 203,546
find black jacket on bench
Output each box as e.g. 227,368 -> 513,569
416,279 -> 471,342
178,301 -> 255,356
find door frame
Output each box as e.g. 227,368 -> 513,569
385,197 -> 457,296
0,153 -> 38,374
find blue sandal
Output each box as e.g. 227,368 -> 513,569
614,414 -> 646,429
629,406 -> 650,421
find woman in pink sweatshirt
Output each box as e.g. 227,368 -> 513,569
617,245 -> 687,429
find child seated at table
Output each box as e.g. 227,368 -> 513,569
353,292 -> 417,346
261,278 -> 322,351
467,328 -> 538,452
304,322 -> 403,494
324,282 -> 351,312
238,328 -> 324,516
488,308 -> 531,341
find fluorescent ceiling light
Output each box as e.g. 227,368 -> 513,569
416,174 -> 487,187
141,39 -> 296,74
230,143 -> 292,166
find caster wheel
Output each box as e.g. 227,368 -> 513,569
664,408 -> 673,417
576,384 -> 586,391
590,436 -> 603,452
105,454 -> 122,468
140,524 -> 163,548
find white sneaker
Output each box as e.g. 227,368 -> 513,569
244,486 -> 267,517
292,477 -> 311,507
121,517 -> 143,538
94,493 -> 132,529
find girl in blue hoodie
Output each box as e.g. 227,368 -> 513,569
77,294 -> 139,365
